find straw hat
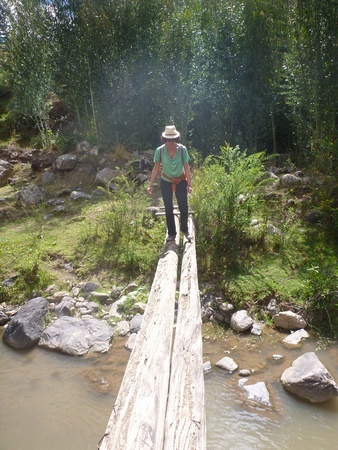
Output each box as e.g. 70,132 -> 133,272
162,125 -> 180,139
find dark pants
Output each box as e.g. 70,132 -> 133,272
161,178 -> 189,236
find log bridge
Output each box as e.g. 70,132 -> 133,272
98,216 -> 206,450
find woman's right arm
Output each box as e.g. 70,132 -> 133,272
147,161 -> 161,195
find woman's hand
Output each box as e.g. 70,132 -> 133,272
187,185 -> 192,193
147,185 -> 153,196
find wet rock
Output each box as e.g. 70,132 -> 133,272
203,361 -> 212,373
230,310 -> 254,333
216,356 -> 238,373
39,316 -> 113,356
3,297 -> 49,349
281,352 -> 338,403
239,369 -> 251,377
240,380 -> 271,406
251,322 -> 263,336
283,329 -> 309,347
273,311 -> 306,330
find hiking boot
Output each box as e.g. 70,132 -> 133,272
166,235 -> 176,242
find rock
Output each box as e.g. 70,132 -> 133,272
115,320 -> 130,336
215,356 -> 238,373
90,292 -> 110,303
31,153 -> 56,171
0,311 -> 10,325
55,153 -> 78,171
54,299 -> 74,318
279,174 -> 302,187
70,191 -> 92,200
241,381 -> 271,406
218,302 -> 234,323
0,160 -> 14,187
130,314 -> 143,334
3,297 -> 49,349
95,168 -> 123,187
203,361 -> 212,373
267,299 -> 279,316
125,333 -> 137,350
80,281 -> 99,296
251,322 -> 263,336
283,329 -> 309,347
230,310 -> 254,332
281,352 -> 338,403
305,209 -> 323,224
273,311 -> 306,330
239,369 -> 251,377
16,184 -> 48,206
39,316 -> 113,356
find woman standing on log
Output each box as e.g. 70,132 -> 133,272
147,125 -> 193,242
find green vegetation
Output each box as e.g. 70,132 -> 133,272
0,1 -> 337,335
0,180 -> 166,304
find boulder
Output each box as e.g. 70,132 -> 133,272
3,297 -> 49,349
125,333 -> 137,350
273,311 -> 306,330
230,310 -> 254,332
55,153 -> 78,171
130,314 -> 143,334
39,316 -> 113,356
283,329 -> 309,347
240,380 -> 271,406
16,184 -> 48,206
281,352 -> 338,403
215,356 -> 238,373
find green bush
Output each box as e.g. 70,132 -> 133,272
190,143 -> 266,274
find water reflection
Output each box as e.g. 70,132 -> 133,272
1,329 -> 338,450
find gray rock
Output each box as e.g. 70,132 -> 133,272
39,316 -> 113,356
41,171 -> 56,184
3,297 -> 49,349
251,322 -> 263,336
70,191 -> 92,200
16,184 -> 48,206
281,352 -> 338,403
230,310 -> 254,332
54,299 -> 74,318
0,311 -> 10,326
55,153 -> 78,171
0,162 -> 14,187
267,298 -> 279,316
125,333 -> 137,350
95,168 -> 123,187
215,356 -> 238,373
280,174 -> 302,187
114,320 -> 130,336
203,361 -> 212,373
130,314 -> 143,334
273,311 -> 306,330
218,302 -> 234,323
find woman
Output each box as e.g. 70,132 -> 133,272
147,125 -> 193,242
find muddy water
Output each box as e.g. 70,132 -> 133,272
1,328 -> 338,450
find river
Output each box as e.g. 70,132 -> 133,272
0,328 -> 337,450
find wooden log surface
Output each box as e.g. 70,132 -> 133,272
98,219 -> 180,450
164,218 -> 206,449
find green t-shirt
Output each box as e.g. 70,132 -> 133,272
154,144 -> 189,180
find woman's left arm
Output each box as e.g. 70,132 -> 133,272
184,162 -> 192,192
